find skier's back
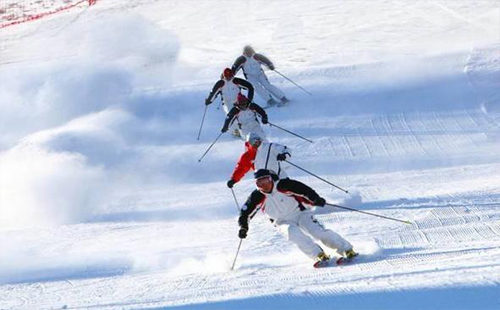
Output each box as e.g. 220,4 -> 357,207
232,46 -> 289,107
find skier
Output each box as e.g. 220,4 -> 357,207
237,169 -> 358,267
231,46 -> 289,107
205,68 -> 255,137
227,132 -> 291,189
205,68 -> 254,114
221,93 -> 268,140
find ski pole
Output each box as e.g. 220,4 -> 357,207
230,238 -> 243,270
197,105 -> 208,141
230,188 -> 241,212
325,203 -> 412,225
285,160 -> 349,194
273,69 -> 312,96
198,132 -> 223,162
268,122 -> 313,143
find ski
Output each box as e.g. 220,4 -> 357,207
313,254 -> 359,268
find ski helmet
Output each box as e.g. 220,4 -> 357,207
236,93 -> 250,108
243,45 -> 255,56
223,68 -> 234,80
254,169 -> 278,181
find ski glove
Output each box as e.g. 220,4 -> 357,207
227,179 -> 236,188
268,64 -> 275,70
277,153 -> 289,161
221,126 -> 228,133
314,197 -> 326,207
205,98 -> 211,106
238,227 -> 248,239
261,117 -> 268,125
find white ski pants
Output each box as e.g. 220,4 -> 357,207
276,211 -> 352,259
246,73 -> 285,102
238,122 -> 267,142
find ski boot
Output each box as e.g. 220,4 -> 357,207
313,251 -> 331,268
231,129 -> 241,138
336,249 -> 358,265
278,96 -> 289,107
266,98 -> 278,107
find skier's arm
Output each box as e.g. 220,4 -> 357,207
206,80 -> 224,105
231,56 -> 246,74
238,189 -> 265,230
221,107 -> 238,132
254,53 -> 275,70
249,103 -> 268,124
277,178 -> 325,206
234,77 -> 255,102
231,151 -> 254,183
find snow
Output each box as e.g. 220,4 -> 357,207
0,0 -> 499,309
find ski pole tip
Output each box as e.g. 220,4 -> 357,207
404,220 -> 413,225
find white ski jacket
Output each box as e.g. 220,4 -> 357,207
239,178 -> 323,224
254,142 -> 291,179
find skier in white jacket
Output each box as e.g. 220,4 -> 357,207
232,46 -> 289,107
226,132 -> 291,188
205,68 -> 254,114
238,169 -> 358,267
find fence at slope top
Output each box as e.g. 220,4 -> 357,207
0,0 -> 96,29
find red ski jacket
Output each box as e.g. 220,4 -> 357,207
231,142 -> 257,183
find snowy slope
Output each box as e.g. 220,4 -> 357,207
1,1 -> 500,309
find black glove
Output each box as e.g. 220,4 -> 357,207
221,126 -> 228,133
227,179 -> 236,188
205,98 -> 211,106
269,64 -> 275,70
277,153 -> 287,161
314,197 -> 326,207
238,227 -> 248,239
262,117 -> 268,125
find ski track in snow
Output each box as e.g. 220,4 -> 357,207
1,0 -> 500,309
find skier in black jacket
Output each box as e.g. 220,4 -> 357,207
221,93 -> 268,141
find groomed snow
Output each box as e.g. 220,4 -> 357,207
0,1 -> 499,309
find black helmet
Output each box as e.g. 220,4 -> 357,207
254,169 -> 278,181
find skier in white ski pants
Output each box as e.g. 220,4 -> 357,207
238,169 -> 356,266
232,46 -> 289,107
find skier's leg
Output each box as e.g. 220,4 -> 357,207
242,122 -> 267,142
222,102 -> 241,137
247,75 -> 273,104
249,124 -> 267,142
222,102 -> 235,115
299,213 -> 352,255
277,221 -> 324,259
258,74 -> 286,101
